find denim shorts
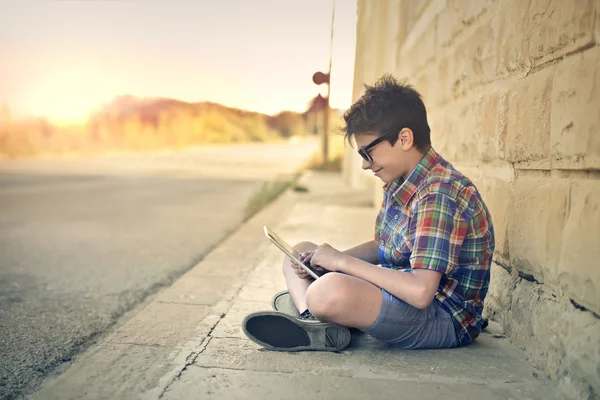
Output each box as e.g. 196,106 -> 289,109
361,289 -> 459,349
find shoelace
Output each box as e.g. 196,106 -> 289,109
299,309 -> 317,321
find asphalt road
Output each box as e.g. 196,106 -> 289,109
0,139 -> 317,399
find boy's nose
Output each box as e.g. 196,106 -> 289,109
361,158 -> 372,170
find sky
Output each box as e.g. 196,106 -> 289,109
0,0 -> 357,124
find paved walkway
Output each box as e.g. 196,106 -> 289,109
33,171 -> 565,399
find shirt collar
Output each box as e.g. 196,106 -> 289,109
384,146 -> 439,207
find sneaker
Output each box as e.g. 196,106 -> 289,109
242,311 -> 351,352
271,290 -> 300,317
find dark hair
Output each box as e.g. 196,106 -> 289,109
341,74 -> 431,152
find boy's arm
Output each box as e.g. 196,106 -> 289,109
311,192 -> 464,310
338,257 -> 441,309
342,240 -> 380,265
309,244 -> 441,309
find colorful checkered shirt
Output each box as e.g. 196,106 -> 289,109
374,147 -> 495,345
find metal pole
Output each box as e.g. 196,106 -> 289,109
323,0 -> 335,163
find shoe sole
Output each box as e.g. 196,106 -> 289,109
242,311 -> 351,352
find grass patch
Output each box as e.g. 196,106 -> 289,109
242,134 -> 346,221
308,152 -> 343,172
243,173 -> 300,221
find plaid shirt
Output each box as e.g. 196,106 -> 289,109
375,147 -> 495,345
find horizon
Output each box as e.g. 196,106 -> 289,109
0,0 -> 358,125
1,93 -> 345,128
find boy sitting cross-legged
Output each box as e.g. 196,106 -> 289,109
242,74 -> 495,352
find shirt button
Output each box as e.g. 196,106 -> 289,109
394,215 -> 399,220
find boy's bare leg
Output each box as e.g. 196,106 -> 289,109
282,241 -> 382,328
307,272 -> 382,328
282,241 -> 318,313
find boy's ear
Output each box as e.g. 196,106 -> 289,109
398,128 -> 415,150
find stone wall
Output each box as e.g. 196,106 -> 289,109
344,0 -> 600,398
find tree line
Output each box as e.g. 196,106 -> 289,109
0,96 -> 323,158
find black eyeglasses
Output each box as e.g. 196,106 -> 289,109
357,130 -> 398,163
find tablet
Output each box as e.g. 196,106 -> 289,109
263,225 -> 325,280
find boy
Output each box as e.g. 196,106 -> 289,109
242,75 -> 495,351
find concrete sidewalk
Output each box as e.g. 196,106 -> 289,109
33,171 -> 565,400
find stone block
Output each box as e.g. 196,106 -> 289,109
428,109 -> 446,145
479,89 -> 508,159
434,54 -> 453,105
399,17 -> 437,72
435,89 -> 508,163
557,180 -> 600,314
527,0 -> 595,64
506,67 -> 555,168
414,66 -> 436,107
415,0 -> 433,19
373,2 -> 393,74
436,0 -> 463,48
433,106 -> 459,160
449,22 -> 497,97
492,0 -> 532,76
483,88 -> 509,159
551,47 -> 600,170
437,0 -> 491,48
476,177 -> 512,265
461,0 -> 491,25
383,1 -> 401,73
508,177 -> 570,282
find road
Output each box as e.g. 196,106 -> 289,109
0,139 -> 317,400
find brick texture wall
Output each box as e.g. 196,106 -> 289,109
344,0 -> 600,397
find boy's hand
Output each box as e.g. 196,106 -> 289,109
290,251 -> 324,279
310,243 -> 347,272
290,251 -> 315,280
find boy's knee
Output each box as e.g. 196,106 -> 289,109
306,273 -> 346,321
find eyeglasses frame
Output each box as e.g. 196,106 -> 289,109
357,129 -> 400,163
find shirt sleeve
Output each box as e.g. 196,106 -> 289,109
408,192 -> 467,275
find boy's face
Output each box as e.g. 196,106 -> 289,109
355,132 -> 405,183
355,129 -> 420,183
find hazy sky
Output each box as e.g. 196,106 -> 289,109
0,0 -> 357,123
